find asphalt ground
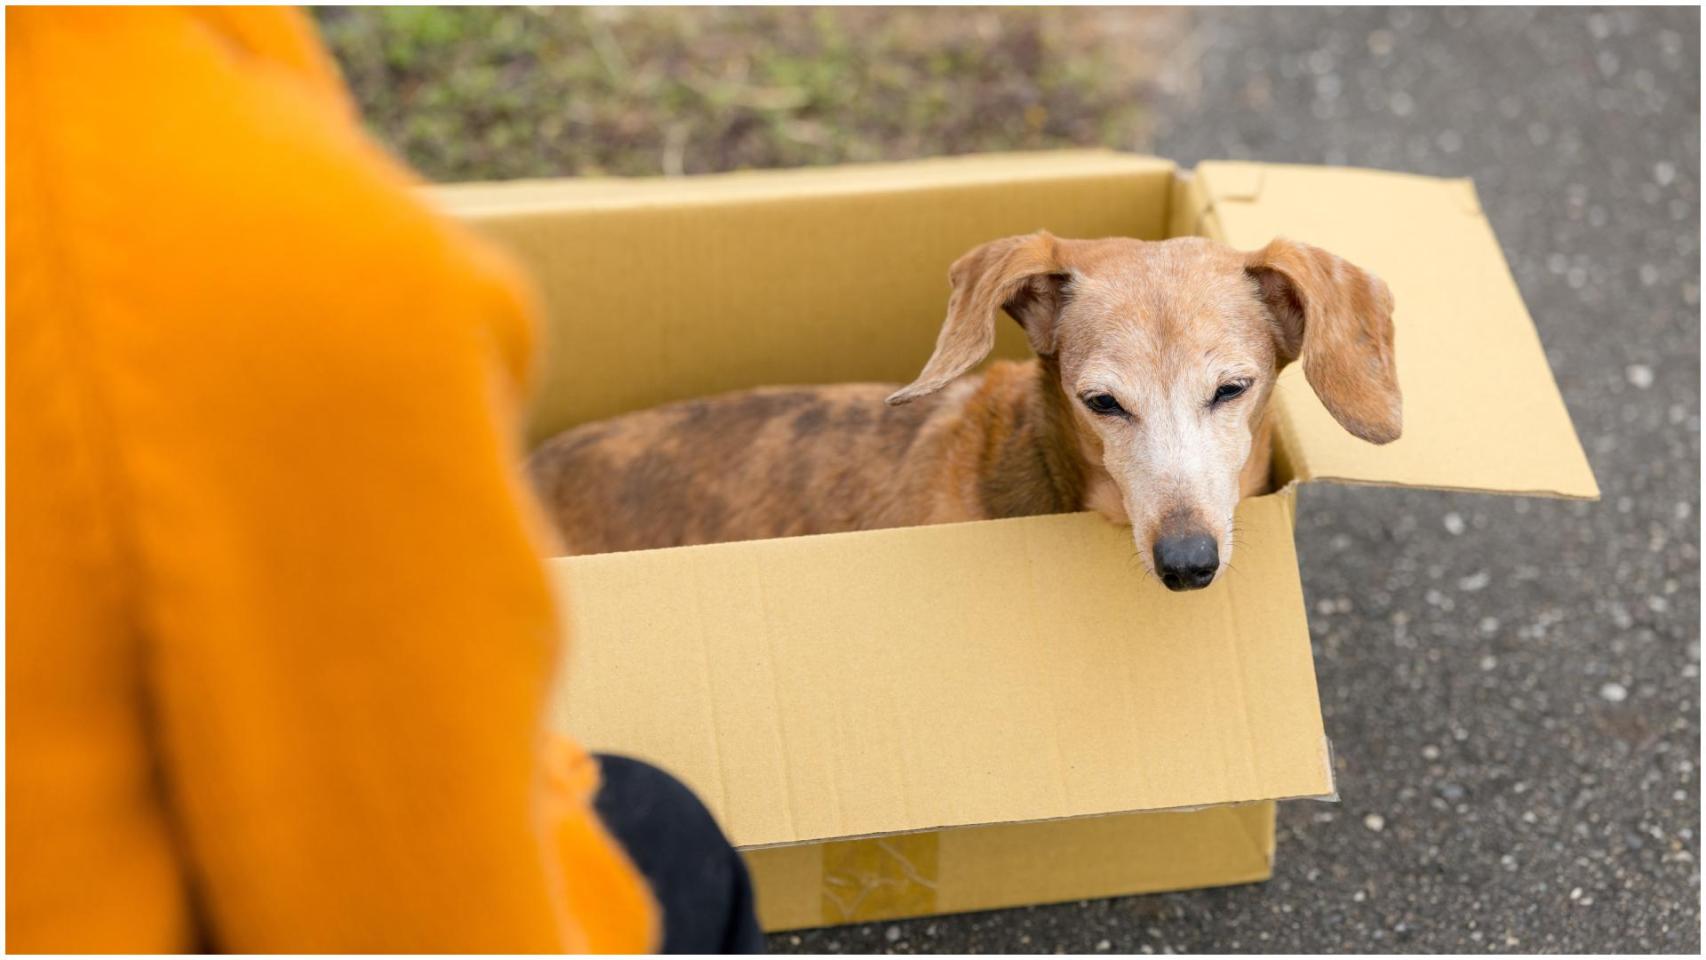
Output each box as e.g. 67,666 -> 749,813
777,7 -> 1700,954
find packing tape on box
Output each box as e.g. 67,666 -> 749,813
820,833 -> 940,924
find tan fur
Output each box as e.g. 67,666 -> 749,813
529,233 -> 1400,585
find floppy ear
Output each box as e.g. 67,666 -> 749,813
1246,238 -> 1403,444
887,231 -> 1072,405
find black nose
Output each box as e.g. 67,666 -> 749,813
1153,534 -> 1220,591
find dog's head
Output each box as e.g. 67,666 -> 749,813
890,233 -> 1401,591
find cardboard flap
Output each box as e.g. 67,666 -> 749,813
549,490 -> 1333,850
1194,162 -> 1599,500
429,151 -> 1176,447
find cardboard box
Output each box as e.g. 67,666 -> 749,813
432,152 -> 1597,932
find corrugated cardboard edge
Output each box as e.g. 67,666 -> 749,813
432,149 -> 1175,218
1284,474 -> 1600,502
734,789 -> 1335,853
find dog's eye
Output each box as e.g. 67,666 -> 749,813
1211,380 -> 1251,405
1083,393 -> 1127,416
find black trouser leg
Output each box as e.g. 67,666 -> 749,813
592,754 -> 766,954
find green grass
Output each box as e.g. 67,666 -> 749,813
314,6 -> 1168,183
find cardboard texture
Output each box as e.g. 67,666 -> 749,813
1184,161 -> 1600,500
434,152 -> 1175,447
434,151 -> 1596,931
550,492 -> 1328,850
744,803 -> 1276,930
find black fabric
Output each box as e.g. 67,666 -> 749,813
593,754 -> 766,954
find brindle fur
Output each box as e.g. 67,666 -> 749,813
529,363 -> 1086,553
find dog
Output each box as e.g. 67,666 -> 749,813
528,232 -> 1401,591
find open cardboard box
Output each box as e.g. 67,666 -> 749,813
431,152 -> 1598,932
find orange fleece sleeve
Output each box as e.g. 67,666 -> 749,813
7,7 -> 656,951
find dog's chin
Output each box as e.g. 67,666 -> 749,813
1084,481 -> 1130,526
1092,504 -> 1130,528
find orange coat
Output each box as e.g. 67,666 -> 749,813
7,7 -> 656,952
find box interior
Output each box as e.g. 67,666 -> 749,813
434,151 -> 1176,450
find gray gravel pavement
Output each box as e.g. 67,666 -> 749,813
779,7 -> 1699,954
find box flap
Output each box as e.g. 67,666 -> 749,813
1193,161 -> 1599,500
430,151 -> 1176,446
549,490 -> 1333,850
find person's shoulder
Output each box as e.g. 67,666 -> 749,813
14,6 -> 534,388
